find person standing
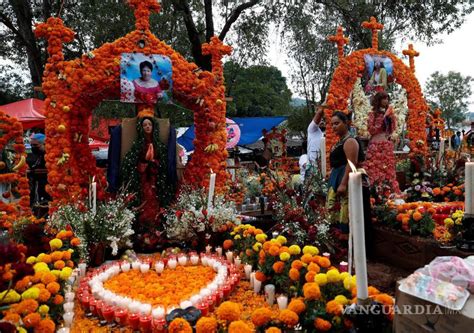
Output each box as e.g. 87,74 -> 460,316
307,105 -> 324,168
26,133 -> 50,209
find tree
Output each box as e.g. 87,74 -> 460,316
425,71 -> 473,129
287,105 -> 313,139
224,61 -> 292,117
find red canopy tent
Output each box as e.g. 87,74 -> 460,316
0,98 -> 45,129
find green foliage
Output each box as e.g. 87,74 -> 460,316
224,61 -> 292,117
425,71 -> 473,129
409,213 -> 435,237
287,106 -> 314,138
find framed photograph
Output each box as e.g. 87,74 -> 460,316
363,54 -> 394,94
120,53 -> 172,104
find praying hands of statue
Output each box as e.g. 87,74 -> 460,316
145,143 -> 154,161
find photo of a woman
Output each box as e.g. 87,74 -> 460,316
133,61 -> 163,104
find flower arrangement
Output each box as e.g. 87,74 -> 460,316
48,192 -> 135,263
164,186 -> 240,246
0,229 -> 79,332
434,210 -> 465,245
228,224 -> 265,267
351,78 -> 371,137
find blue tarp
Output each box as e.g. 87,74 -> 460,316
177,116 -> 287,151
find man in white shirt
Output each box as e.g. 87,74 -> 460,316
307,105 -> 324,165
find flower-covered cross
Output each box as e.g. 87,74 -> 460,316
128,0 -> 161,31
402,44 -> 420,73
35,17 -> 75,63
202,36 -> 232,79
361,16 -> 384,50
328,26 -> 349,61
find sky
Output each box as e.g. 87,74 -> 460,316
267,12 -> 474,120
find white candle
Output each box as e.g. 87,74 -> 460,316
244,264 -> 252,279
78,263 -> 87,276
207,170 -> 216,211
205,245 -> 212,253
438,138 -> 445,170
155,261 -> 164,273
132,261 -> 141,270
168,258 -> 177,269
216,247 -> 222,257
63,302 -> 74,313
180,300 -> 193,309
140,263 -> 150,273
234,257 -> 241,268
320,137 -> 327,178
139,303 -> 152,315
57,328 -> 70,333
190,255 -> 199,265
348,169 -> 369,302
65,292 -> 75,302
91,177 -> 97,215
277,295 -> 288,310
121,262 -> 130,272
250,272 -> 255,288
253,279 -> 262,294
152,307 -> 165,319
226,251 -> 233,262
264,284 -> 275,305
63,312 -> 74,327
466,162 -> 474,215
178,256 -> 187,266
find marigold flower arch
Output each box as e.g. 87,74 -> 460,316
35,0 -> 230,209
325,19 -> 429,169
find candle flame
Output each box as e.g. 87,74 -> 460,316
210,169 -> 214,174
347,159 -> 357,173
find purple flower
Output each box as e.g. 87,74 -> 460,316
426,187 -> 433,194
414,185 -> 421,191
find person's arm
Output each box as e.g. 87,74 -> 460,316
337,138 -> 359,195
384,106 -> 397,135
308,107 -> 324,133
367,111 -> 377,136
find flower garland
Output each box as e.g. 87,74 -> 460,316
351,78 -> 371,137
0,111 -> 31,230
35,1 -> 231,212
391,87 -> 409,139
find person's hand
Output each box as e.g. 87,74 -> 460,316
336,183 -> 347,195
384,108 -> 393,117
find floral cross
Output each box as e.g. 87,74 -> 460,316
128,0 -> 161,31
402,44 -> 420,73
328,26 -> 349,61
35,17 -> 75,63
361,16 -> 384,50
202,36 -> 233,78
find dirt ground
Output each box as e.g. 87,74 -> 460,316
367,260 -> 412,295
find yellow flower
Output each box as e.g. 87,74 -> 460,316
444,218 -> 454,228
288,245 -> 301,255
18,328 -> 27,333
60,267 -> 73,281
279,252 -> 290,261
21,287 -> 40,300
256,234 -> 267,243
37,253 -> 46,262
339,272 -> 350,281
234,235 -> 242,240
326,269 -> 341,283
51,270 -> 61,278
49,238 -> 63,250
314,273 -> 327,286
302,246 -> 319,255
230,232 -> 235,236
26,256 -> 37,264
33,262 -> 50,273
253,243 -> 263,251
343,276 -> 357,290
38,305 -> 50,315
334,295 -> 349,305
455,218 -> 462,225
0,290 -> 21,304
276,235 -> 287,245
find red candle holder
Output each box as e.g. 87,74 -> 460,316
80,295 -> 90,312
139,314 -> 153,333
128,312 -> 140,330
198,302 -> 209,316
115,308 -> 128,326
153,318 -> 167,333
89,298 -> 98,317
223,284 -> 231,298
96,300 -> 105,320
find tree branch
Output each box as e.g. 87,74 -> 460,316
218,0 -> 258,41
0,11 -> 30,48
204,0 -> 214,42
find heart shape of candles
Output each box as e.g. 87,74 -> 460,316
85,254 -> 232,317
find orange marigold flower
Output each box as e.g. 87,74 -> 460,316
40,272 -> 57,285
70,237 -> 80,246
23,312 -> 41,328
305,271 -> 316,282
216,301 -> 241,322
289,268 -> 300,281
266,328 -> 282,333
56,230 -> 68,239
278,309 -> 299,328
15,299 -> 39,315
288,298 -> 306,314
41,255 -> 52,264
303,283 -> 321,300
3,312 -> 21,323
53,294 -> 64,305
229,320 -> 252,333
223,240 -> 233,250
326,300 -> 343,316
291,260 -> 303,270
38,288 -> 51,302
268,245 -> 280,256
251,307 -> 273,327
196,316 -> 217,333
64,230 -> 73,238
14,276 -> 31,292
301,253 -> 313,264
314,317 -> 332,331
168,318 -> 193,333
50,251 -> 63,262
272,261 -> 285,274
368,286 -> 380,296
62,251 -> 72,260
46,282 -> 60,294
412,211 -> 422,221
255,271 -> 267,282
318,257 -> 331,268
373,293 -> 394,305
279,246 -> 289,254
36,318 -> 55,333
53,260 -> 65,270
307,262 -> 320,273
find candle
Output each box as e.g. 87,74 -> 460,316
128,312 -> 140,330
152,307 -> 165,319
226,251 -> 233,262
63,302 -> 74,313
57,328 -> 70,333
115,308 -> 128,326
102,305 -> 115,324
207,169 -> 216,211
65,292 -> 75,302
244,264 -> 252,279
253,278 -> 262,294
320,137 -> 326,178
348,165 -> 369,302
339,261 -> 348,273
63,312 -> 74,327
216,247 -> 222,257
178,255 -> 187,266
121,261 -> 130,272
277,295 -> 288,310
250,272 -> 255,288
264,284 -> 275,305
155,261 -> 164,273
190,255 -> 199,265
132,261 -> 141,270
140,263 -> 150,273
322,252 -> 330,259
234,257 -> 241,268
168,258 -> 177,269
139,315 -> 153,332
78,263 -> 87,276
180,300 -> 193,309
205,245 -> 212,253
91,177 -> 97,215
438,138 -> 445,169
465,162 -> 474,215
198,302 -> 209,316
